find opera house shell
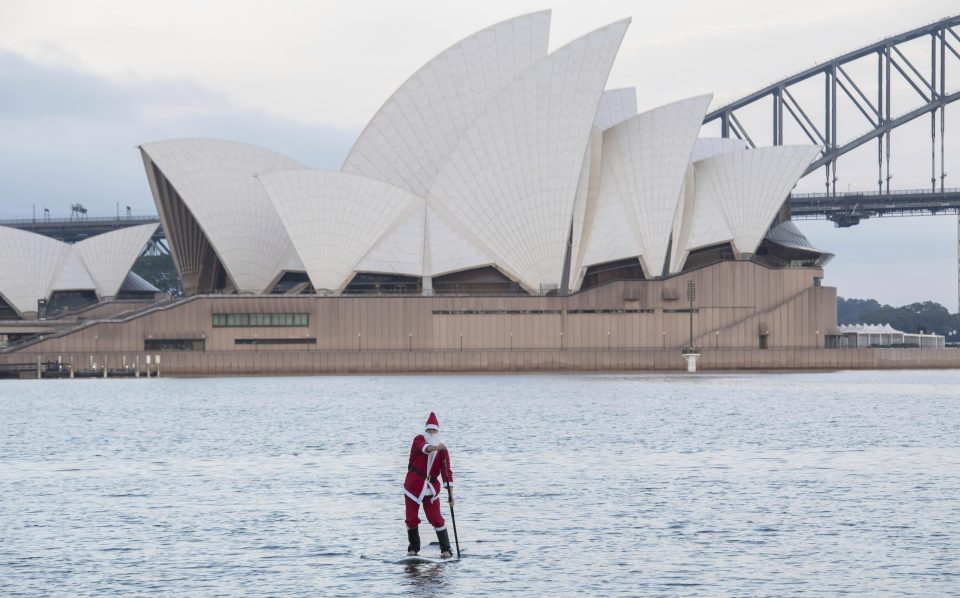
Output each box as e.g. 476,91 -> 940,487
0,224 -> 159,318
140,11 -> 830,299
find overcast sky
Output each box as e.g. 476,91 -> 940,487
1,0 -> 958,311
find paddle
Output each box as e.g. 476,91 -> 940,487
442,449 -> 461,559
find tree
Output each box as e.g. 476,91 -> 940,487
838,297 -> 960,341
132,254 -> 183,296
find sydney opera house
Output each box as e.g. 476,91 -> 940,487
3,11 -> 883,374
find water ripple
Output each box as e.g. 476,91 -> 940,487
1,370 -> 959,596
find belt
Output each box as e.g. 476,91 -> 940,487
408,462 -> 432,482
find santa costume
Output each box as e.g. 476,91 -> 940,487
404,412 -> 453,556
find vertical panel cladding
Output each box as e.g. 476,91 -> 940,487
381,298 -> 393,350
368,298 -> 379,349
397,298 -> 408,351
343,299 -> 356,351
362,299 -> 374,350
398,299 -> 409,350
352,299 -> 364,350
406,298 -> 424,349
7,262 -> 850,368
523,311 -> 533,350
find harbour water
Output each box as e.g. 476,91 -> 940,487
2,371 -> 958,596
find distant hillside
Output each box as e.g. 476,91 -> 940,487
838,298 -> 959,341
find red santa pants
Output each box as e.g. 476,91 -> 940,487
405,495 -> 446,530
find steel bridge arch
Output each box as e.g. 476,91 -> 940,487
703,14 -> 960,194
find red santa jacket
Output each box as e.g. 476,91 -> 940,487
403,434 -> 453,504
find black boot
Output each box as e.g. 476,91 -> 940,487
407,527 -> 421,554
436,528 -> 452,558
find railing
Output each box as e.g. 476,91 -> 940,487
791,187 -> 960,199
0,214 -> 160,226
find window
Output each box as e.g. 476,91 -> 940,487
566,309 -> 654,314
145,338 -> 205,351
235,337 -> 317,345
432,309 -> 562,315
212,313 -> 309,327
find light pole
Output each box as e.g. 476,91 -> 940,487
686,281 -> 696,351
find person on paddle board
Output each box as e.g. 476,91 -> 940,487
404,412 -> 454,558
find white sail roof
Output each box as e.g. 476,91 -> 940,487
120,271 -> 160,293
424,201 -> 495,277
766,220 -> 827,253
693,145 -> 821,255
568,127 -> 604,288
355,200 -> 426,276
594,88 -> 638,130
73,223 -> 157,298
586,95 -> 712,277
428,19 -> 631,291
258,170 -> 420,292
579,128 -> 642,270
49,247 -> 96,292
140,139 -> 306,293
0,226 -> 69,315
689,137 -> 748,162
675,175 -> 734,267
669,137 -> 749,273
342,11 -> 552,198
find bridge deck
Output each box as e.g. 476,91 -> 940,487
789,188 -> 960,226
0,215 -> 161,242
3,190 -> 960,239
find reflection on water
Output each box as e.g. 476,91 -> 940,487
403,561 -> 452,588
1,370 -> 959,596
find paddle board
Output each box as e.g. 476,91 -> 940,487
395,554 -> 457,565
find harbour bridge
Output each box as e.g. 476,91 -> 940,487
2,14 -> 959,303
702,13 -> 960,307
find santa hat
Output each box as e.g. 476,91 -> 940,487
425,412 -> 440,431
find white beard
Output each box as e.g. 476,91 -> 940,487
423,432 -> 443,447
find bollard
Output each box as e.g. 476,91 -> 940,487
37,355 -> 42,379
682,352 -> 700,372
